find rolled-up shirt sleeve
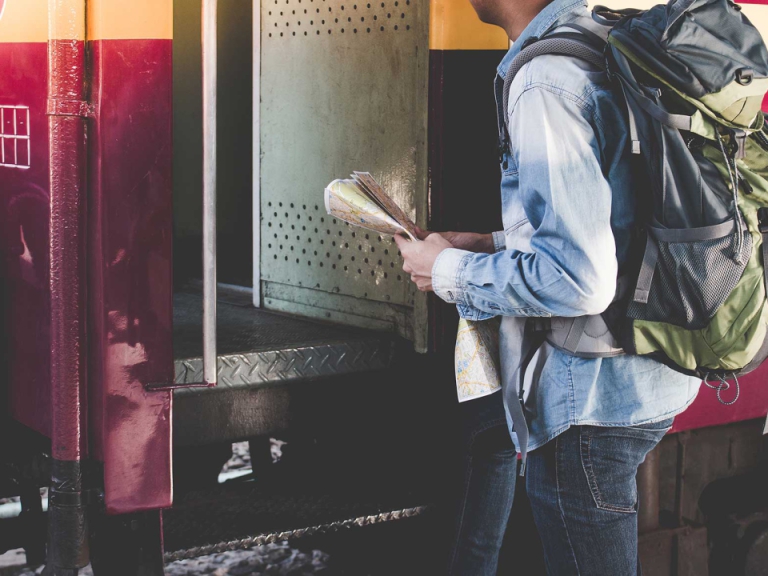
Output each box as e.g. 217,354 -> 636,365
492,230 -> 507,253
432,248 -> 495,322
431,84 -> 618,320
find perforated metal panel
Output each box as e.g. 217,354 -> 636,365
264,0 -> 417,38
260,0 -> 429,347
263,203 -> 414,302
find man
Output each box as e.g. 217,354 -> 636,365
394,0 -> 702,574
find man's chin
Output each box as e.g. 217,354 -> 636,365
467,1 -> 490,25
473,8 -> 499,27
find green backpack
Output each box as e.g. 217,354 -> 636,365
502,0 -> 768,404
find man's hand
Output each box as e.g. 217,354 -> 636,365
394,233 -> 453,292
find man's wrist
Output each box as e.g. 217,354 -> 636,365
472,233 -> 496,254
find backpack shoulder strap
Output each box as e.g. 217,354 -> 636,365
501,35 -> 606,141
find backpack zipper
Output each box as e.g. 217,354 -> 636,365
755,129 -> 768,152
716,130 -> 747,262
729,132 -> 756,195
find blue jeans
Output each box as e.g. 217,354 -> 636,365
448,393 -> 672,576
447,393 -> 518,576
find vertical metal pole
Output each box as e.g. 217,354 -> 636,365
47,0 -> 89,570
202,0 -> 218,385
253,0 -> 262,307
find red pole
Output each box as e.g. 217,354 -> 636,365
46,0 -> 89,569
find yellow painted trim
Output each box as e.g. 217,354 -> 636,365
429,0 -> 509,51
88,0 -> 173,41
49,0 -> 86,41
0,0 -> 173,43
0,0 -> 48,43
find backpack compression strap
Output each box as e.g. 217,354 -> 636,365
501,35 -> 606,143
498,33 -> 614,477
500,34 -> 631,358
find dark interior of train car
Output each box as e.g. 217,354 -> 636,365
173,0 -> 253,289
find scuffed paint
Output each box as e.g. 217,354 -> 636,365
88,37 -> 174,513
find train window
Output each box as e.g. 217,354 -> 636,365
0,105 -> 30,170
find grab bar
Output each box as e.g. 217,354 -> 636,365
202,0 -> 218,386
145,0 -> 218,391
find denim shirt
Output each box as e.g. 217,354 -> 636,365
432,0 -> 700,452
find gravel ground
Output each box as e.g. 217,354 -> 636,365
0,543 -> 332,576
0,442 -> 336,576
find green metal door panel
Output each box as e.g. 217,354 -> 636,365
260,0 -> 429,348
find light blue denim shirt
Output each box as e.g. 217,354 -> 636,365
432,0 -> 701,453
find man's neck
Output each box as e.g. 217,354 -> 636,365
497,0 -> 553,42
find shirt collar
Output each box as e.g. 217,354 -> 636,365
496,0 -> 588,77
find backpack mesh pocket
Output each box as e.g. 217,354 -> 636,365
627,230 -> 752,329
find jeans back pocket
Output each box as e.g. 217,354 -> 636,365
579,423 -> 671,514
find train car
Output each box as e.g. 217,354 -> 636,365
0,0 -> 767,574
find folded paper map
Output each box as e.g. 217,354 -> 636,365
324,172 -> 500,404
324,172 -> 419,240
455,317 -> 502,403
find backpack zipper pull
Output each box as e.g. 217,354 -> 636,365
740,175 -> 753,195
734,129 -> 747,160
758,207 -> 768,235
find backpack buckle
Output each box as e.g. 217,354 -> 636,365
758,208 -> 768,234
736,68 -> 754,86
530,318 -> 551,333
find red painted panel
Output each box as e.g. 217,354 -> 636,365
0,43 -> 52,439
88,39 -> 174,514
672,364 -> 768,432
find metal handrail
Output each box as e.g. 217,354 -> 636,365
202,0 -> 218,386
146,0 -> 218,391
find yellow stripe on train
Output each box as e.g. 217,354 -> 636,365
0,0 -> 172,44
0,0 -> 47,43
429,0 -> 509,51
428,0 -> 768,51
0,0 -> 764,59
89,0 -> 172,41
